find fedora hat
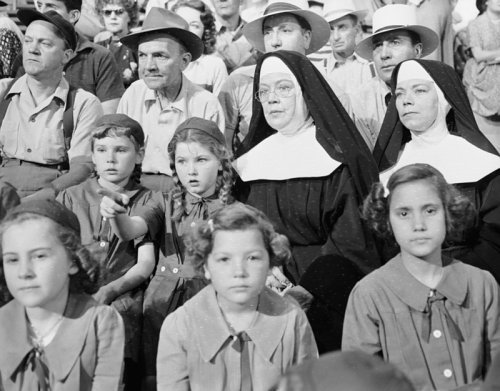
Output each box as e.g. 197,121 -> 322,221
121,7 -> 204,60
355,4 -> 439,60
242,0 -> 330,55
323,0 -> 368,24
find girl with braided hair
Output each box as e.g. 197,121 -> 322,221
99,116 -> 235,388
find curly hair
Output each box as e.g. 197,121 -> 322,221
91,125 -> 144,185
168,127 -> 234,221
362,164 -> 477,246
184,203 -> 291,276
172,0 -> 217,54
96,0 -> 139,29
0,214 -> 100,302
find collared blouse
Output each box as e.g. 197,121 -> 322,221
0,294 -> 124,391
342,256 -> 500,391
157,285 -> 318,391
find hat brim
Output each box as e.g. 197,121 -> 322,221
120,27 -> 204,61
243,9 -> 331,55
324,9 -> 368,23
0,1 -> 7,6
355,25 -> 439,60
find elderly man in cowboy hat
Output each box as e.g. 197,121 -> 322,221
117,7 -> 225,192
324,0 -> 376,95
348,4 -> 439,150
218,0 -> 368,151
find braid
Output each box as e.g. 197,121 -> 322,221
217,158 -> 235,205
170,159 -> 187,222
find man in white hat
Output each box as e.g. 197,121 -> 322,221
219,0 -> 366,151
348,4 -> 439,150
118,7 -> 225,192
324,0 -> 375,95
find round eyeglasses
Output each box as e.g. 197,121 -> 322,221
255,84 -> 295,103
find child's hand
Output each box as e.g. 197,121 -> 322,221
266,266 -> 293,294
93,285 -> 117,305
98,188 -> 130,218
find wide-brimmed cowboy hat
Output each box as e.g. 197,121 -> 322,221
121,7 -> 204,60
242,0 -> 330,55
323,0 -> 368,24
355,4 -> 439,60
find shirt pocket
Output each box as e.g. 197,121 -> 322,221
42,127 -> 67,163
0,119 -> 19,155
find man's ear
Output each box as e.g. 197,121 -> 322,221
179,51 -> 192,72
62,48 -> 74,65
414,42 -> 423,58
68,8 -> 80,24
303,29 -> 312,51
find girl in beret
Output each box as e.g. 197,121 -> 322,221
0,199 -> 124,390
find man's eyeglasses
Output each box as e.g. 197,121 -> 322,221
103,8 -> 126,16
255,83 -> 295,103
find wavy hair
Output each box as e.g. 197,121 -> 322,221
362,163 -> 477,246
97,0 -> 139,29
172,0 -> 217,54
184,203 -> 291,276
0,214 -> 100,304
168,127 -> 234,221
91,125 -> 144,185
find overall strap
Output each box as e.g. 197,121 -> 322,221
63,85 -> 77,150
0,78 -> 17,125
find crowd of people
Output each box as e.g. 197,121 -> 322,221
0,0 -> 500,390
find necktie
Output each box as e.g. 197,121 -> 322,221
232,331 -> 253,391
422,290 -> 463,343
15,347 -> 50,391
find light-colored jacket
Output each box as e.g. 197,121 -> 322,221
0,293 -> 124,391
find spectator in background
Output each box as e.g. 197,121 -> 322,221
16,0 -> 125,114
218,0 -> 331,150
348,4 -> 438,149
96,0 -> 139,88
323,0 -> 374,95
462,0 -> 500,153
118,7 -> 225,192
173,0 -> 228,95
0,2 -> 23,79
212,0 -> 256,73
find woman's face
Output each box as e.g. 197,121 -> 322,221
395,79 -> 439,132
175,6 -> 204,39
102,4 -> 131,36
259,72 -> 298,133
488,0 -> 500,13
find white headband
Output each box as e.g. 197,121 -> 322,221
260,56 -> 299,87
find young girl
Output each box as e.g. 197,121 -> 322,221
57,113 -> 156,390
99,117 -> 235,389
0,199 -> 124,390
342,164 -> 500,391
157,203 -> 318,391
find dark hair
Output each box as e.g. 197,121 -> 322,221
0,214 -> 100,300
172,0 -> 217,55
184,203 -> 291,276
97,0 -> 139,29
168,127 -> 234,221
91,125 -> 144,184
477,0 -> 487,14
362,164 -> 476,245
60,0 -> 82,12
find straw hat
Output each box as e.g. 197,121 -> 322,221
242,0 -> 330,55
323,0 -> 368,24
121,7 -> 204,60
355,4 -> 439,60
